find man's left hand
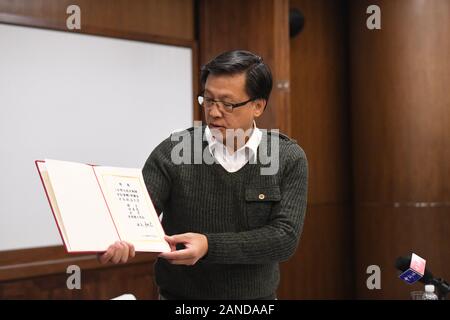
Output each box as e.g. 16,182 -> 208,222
158,233 -> 208,266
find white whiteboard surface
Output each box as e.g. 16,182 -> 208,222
0,24 -> 193,251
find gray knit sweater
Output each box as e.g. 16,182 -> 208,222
142,126 -> 308,299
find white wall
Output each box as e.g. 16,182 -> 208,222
0,24 -> 193,250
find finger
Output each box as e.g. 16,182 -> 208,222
159,243 -> 176,255
120,242 -> 130,263
167,258 -> 198,266
159,248 -> 196,261
168,233 -> 191,243
111,242 -> 123,264
164,235 -> 177,245
163,236 -> 178,252
125,242 -> 136,258
99,246 -> 114,264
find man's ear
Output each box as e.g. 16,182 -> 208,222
253,99 -> 266,118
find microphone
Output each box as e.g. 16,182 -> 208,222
395,254 -> 450,300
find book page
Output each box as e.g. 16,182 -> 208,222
36,161 -> 70,251
44,159 -> 119,252
94,166 -> 170,253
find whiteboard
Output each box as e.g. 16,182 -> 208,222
0,24 -> 193,250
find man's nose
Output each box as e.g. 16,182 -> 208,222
208,104 -> 223,118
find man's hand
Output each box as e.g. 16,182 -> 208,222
158,233 -> 208,266
97,241 -> 135,264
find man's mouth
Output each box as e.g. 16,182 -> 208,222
209,124 -> 226,130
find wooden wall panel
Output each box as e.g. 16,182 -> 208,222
278,205 -> 353,299
0,246 -> 158,299
349,0 -> 450,203
198,0 -> 291,133
278,0 -> 353,299
289,0 -> 351,206
0,263 -> 157,300
0,0 -> 194,45
349,0 -> 450,299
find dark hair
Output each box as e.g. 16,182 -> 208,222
200,50 -> 273,104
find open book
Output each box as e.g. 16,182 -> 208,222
35,159 -> 170,253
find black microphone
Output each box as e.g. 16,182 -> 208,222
395,254 -> 450,300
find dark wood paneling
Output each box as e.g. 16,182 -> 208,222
289,0 -> 351,206
354,206 -> 450,299
0,245 -> 158,281
349,0 -> 450,299
198,0 -> 291,133
0,0 -> 194,45
279,205 -> 353,299
284,0 -> 353,299
0,246 -> 158,299
349,0 -> 450,203
0,263 -> 157,300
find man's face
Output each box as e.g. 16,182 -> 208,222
203,73 -> 264,145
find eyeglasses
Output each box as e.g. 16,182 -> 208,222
197,95 -> 254,113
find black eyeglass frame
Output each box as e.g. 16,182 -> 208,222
197,95 -> 255,111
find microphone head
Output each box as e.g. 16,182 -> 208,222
395,256 -> 411,272
395,254 -> 434,284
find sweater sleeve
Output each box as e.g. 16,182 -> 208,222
202,143 -> 308,265
142,137 -> 174,216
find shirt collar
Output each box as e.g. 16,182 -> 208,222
205,121 -> 262,161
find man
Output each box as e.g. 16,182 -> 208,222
99,50 -> 308,300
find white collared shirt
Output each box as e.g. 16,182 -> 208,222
205,122 -> 262,173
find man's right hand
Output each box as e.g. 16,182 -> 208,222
97,241 -> 135,264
